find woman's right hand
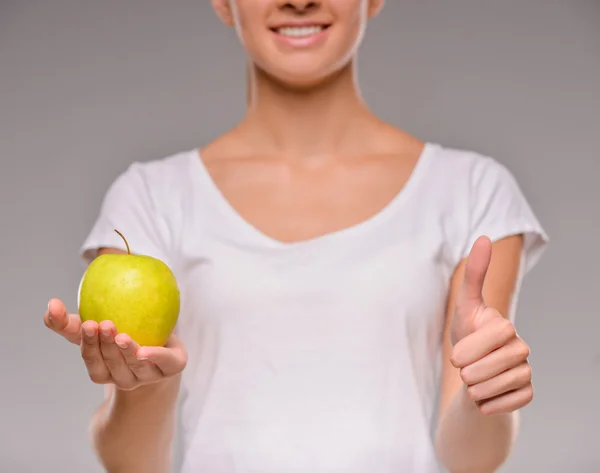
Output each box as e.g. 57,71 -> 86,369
44,298 -> 187,391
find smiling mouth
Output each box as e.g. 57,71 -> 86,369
271,25 -> 331,38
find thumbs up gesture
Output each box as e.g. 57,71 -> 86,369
450,236 -> 534,415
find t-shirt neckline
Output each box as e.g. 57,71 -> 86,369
190,142 -> 437,250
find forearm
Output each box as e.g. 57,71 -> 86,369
434,386 -> 518,473
90,375 -> 181,473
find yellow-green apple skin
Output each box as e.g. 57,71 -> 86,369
78,252 -> 180,347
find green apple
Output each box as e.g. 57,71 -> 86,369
78,229 -> 180,347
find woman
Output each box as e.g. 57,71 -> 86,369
44,1 -> 549,472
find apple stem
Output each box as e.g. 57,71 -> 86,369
114,229 -> 131,255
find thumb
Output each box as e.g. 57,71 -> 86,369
456,235 -> 492,319
44,298 -> 82,344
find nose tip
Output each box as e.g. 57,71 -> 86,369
278,0 -> 320,12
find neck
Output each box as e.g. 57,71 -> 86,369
238,60 -> 378,160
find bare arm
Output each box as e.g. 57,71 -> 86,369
45,247 -> 186,473
88,247 -> 185,473
435,235 -> 530,473
91,376 -> 181,473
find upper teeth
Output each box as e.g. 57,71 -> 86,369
277,26 -> 324,37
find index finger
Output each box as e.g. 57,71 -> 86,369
44,298 -> 81,344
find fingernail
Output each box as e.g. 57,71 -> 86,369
136,352 -> 148,361
101,329 -> 111,340
115,339 -> 128,349
83,326 -> 94,337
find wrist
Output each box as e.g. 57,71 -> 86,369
436,386 -> 516,473
114,377 -> 170,393
112,376 -> 180,407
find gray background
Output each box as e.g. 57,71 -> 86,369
1,1 -> 598,472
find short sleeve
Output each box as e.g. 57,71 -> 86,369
460,156 -> 549,276
80,162 -> 172,268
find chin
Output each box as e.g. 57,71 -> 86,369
258,59 -> 352,92
272,71 -> 333,90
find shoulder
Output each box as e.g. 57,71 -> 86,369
116,149 -> 197,192
97,147 -> 200,234
104,149 -> 198,211
422,143 -> 528,211
425,143 -> 515,187
423,143 -> 549,272
81,149 -> 197,265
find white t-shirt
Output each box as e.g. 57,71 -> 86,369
80,142 -> 549,473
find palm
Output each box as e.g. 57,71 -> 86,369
44,298 -> 187,391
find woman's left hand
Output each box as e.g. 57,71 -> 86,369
449,236 -> 533,415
